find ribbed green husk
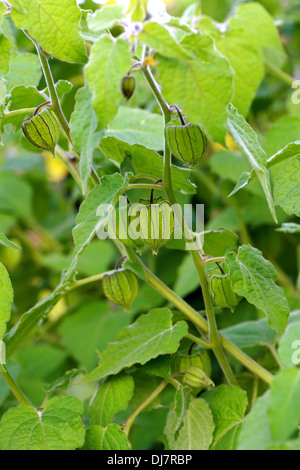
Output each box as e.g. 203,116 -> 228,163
22,108 -> 60,155
103,269 -> 139,311
165,122 -> 207,165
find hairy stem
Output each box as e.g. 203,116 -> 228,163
124,379 -> 167,438
0,367 -> 33,407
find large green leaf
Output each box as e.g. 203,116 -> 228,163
213,23 -> 264,116
0,397 -> 85,450
0,35 -> 13,76
105,107 -> 164,150
227,105 -> 277,222
268,368 -> 300,441
11,0 -> 87,63
226,245 -> 290,335
233,3 -> 285,64
173,398 -> 215,450
238,392 -> 272,450
274,155 -> 300,216
139,22 -> 190,60
4,52 -> 41,93
59,301 -> 132,371
87,5 -> 123,32
85,36 -> 132,129
278,322 -> 300,367
70,85 -> 102,193
83,424 -> 128,450
84,308 -> 188,382
156,33 -> 233,143
88,374 -> 134,426
203,385 -> 248,450
0,262 -> 13,341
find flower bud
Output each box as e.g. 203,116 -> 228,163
22,108 -> 60,156
103,269 -> 139,311
208,265 -> 240,312
121,75 -> 136,101
165,120 -> 207,166
130,197 -> 174,254
184,366 -> 215,389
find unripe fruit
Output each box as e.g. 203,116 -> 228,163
131,197 -> 174,255
113,205 -> 144,250
178,350 -> 211,377
165,120 -> 207,165
121,75 -> 136,101
184,366 -> 215,389
22,108 -> 60,156
208,265 -> 240,312
103,269 -> 139,311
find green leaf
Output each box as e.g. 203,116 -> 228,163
70,85 -> 102,193
267,141 -> 300,169
264,116 -> 300,157
233,3 -> 285,64
238,392 -> 272,450
100,138 -> 195,193
278,322 -> 300,367
83,424 -> 128,450
174,398 -> 214,450
276,223 -> 300,234
269,368 -> 300,441
105,107 -> 164,150
139,22 -> 190,60
274,155 -> 300,216
59,301 -> 132,371
228,105 -> 277,222
0,262 -> 13,341
203,385 -> 248,450
203,229 -> 238,257
221,317 -> 277,350
0,35 -> 13,76
11,0 -> 87,63
0,234 -> 20,250
72,173 -> 126,257
87,5 -> 123,32
156,33 -> 233,143
164,386 -> 193,449
89,374 -> 134,426
4,52 -> 41,93
83,308 -> 188,382
0,396 -> 85,450
226,245 -> 290,335
85,36 -> 132,129
213,23 -> 264,117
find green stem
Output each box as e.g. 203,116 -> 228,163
127,183 -> 164,191
265,61 -> 295,87
4,108 -> 36,119
55,146 -> 82,188
68,270 -> 115,290
0,367 -> 33,407
143,68 -> 237,385
187,333 -> 211,349
124,379 -> 167,438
